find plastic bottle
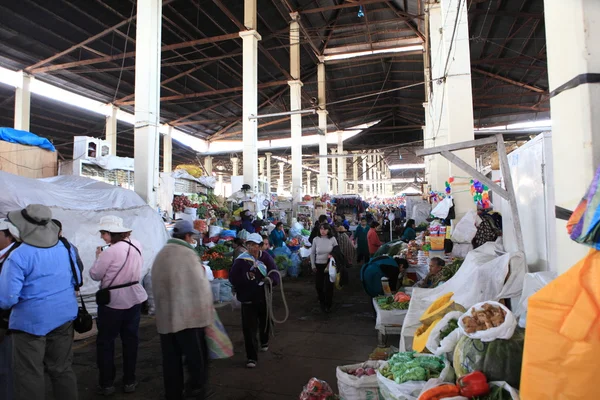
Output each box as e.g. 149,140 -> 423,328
381,277 -> 392,296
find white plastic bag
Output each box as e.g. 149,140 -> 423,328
208,225 -> 223,238
202,261 -> 215,282
328,258 -> 337,283
451,210 -> 478,243
458,301 -> 517,342
231,293 -> 242,310
336,360 -> 386,400
377,356 -> 454,400
431,197 -> 453,219
418,379 -> 467,400
425,311 -> 463,355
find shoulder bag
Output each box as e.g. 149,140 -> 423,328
60,238 -> 93,334
95,240 -> 142,306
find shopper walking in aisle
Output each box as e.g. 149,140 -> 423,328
0,219 -> 21,400
335,225 -> 356,267
0,205 -> 80,400
152,220 -> 215,399
311,224 -> 338,313
309,214 -> 328,243
269,222 -> 286,248
354,217 -> 370,264
367,221 -> 382,257
90,216 -> 147,396
229,233 -> 279,369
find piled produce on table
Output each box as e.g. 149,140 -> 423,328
433,258 -> 464,286
417,370 -> 517,400
299,378 -> 339,400
274,255 -> 291,272
375,292 -> 411,311
414,293 -> 466,353
172,195 -> 198,213
379,352 -> 446,384
439,318 -> 459,341
201,245 -> 232,271
461,303 -> 506,333
344,366 -> 377,378
404,240 -> 420,265
336,360 -> 386,400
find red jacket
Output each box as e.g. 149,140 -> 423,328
367,229 -> 382,255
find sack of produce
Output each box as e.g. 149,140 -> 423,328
425,311 -> 463,356
453,327 -> 524,389
377,352 -> 453,400
451,210 -> 478,243
458,301 -> 516,342
369,346 -> 399,361
336,360 -> 386,400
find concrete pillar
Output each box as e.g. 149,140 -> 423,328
106,105 -> 118,155
306,170 -> 312,195
544,0 -> 600,274
362,154 -> 368,197
134,0 -> 161,207
426,0 -> 476,218
318,63 -> 329,195
14,71 -> 31,132
258,156 -> 266,180
289,12 -> 303,203
163,125 -> 172,173
331,148 -> 337,194
218,174 -> 224,196
231,156 -> 239,176
278,161 -> 285,194
204,156 -> 213,175
265,152 -> 272,190
337,132 -> 346,194
352,152 -> 359,193
240,0 -> 261,191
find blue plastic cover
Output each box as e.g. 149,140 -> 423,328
0,127 -> 56,151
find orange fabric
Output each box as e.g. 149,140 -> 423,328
367,229 -> 382,255
521,249 -> 600,399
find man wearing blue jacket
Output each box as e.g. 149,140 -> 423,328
0,205 -> 80,400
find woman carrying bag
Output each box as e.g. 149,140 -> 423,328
310,224 -> 338,313
90,216 -> 147,396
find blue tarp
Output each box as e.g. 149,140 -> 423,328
0,127 -> 56,152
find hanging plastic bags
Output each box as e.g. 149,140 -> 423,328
451,210 -> 479,243
431,197 -> 453,219
288,253 -> 301,278
521,250 -> 600,400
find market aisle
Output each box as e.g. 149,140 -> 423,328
66,266 -> 380,399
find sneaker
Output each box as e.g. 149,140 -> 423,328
123,382 -> 138,393
97,385 -> 116,396
260,344 -> 269,352
246,360 -> 257,368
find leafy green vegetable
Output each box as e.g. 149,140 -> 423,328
274,255 -> 291,271
439,318 -> 459,341
375,296 -> 410,310
473,385 -> 511,400
381,352 -> 445,384
210,244 -> 231,254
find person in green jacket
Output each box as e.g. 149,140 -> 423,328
401,219 -> 417,242
354,217 -> 370,264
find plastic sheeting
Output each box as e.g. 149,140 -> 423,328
0,127 -> 56,151
399,241 -> 525,351
514,271 -> 556,327
171,169 -> 216,189
0,172 -> 169,311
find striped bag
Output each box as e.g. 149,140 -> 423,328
205,311 -> 234,359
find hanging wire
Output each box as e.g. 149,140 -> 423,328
112,2 -> 136,103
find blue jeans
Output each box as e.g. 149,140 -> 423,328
0,331 -> 12,400
96,304 -> 142,387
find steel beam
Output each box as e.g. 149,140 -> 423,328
471,67 -> 546,93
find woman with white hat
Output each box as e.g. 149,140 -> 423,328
90,216 -> 147,396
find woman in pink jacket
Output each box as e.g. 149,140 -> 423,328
90,216 -> 147,396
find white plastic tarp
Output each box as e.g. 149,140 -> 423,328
399,240 -> 525,351
0,172 -> 169,309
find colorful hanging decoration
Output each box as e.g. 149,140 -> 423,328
470,179 -> 491,209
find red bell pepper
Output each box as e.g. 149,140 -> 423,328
457,371 -> 490,397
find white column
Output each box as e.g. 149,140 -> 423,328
289,12 -> 303,203
331,148 -> 337,194
14,71 -> 31,132
218,174 -> 224,196
106,105 -> 118,155
306,170 -> 312,195
258,156 -> 266,180
353,152 -> 359,193
134,0 -> 161,207
265,152 -> 272,190
362,154 -> 368,197
163,125 -> 172,173
544,0 -> 600,274
240,0 -> 261,191
369,154 -> 375,197
278,161 -> 285,194
427,0 -> 476,218
337,132 -> 345,194
231,157 -> 239,176
318,63 -> 329,195
204,156 -> 213,175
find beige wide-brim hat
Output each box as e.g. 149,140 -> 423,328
98,215 -> 132,233
8,204 -> 59,248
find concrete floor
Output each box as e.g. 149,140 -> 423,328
64,266 -> 393,399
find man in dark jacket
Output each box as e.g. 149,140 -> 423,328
229,233 -> 279,369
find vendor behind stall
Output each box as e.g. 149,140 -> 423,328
415,257 -> 445,288
360,256 -> 408,298
269,222 -> 286,248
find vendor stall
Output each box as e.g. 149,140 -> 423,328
331,194 -> 368,224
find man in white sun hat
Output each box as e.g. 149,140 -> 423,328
0,204 -> 80,400
0,218 -> 21,400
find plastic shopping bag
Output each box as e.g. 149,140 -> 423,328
336,360 -> 386,400
457,301 -> 517,342
328,258 -> 337,283
521,250 -> 600,400
451,210 -> 479,243
205,312 -> 234,359
431,197 -> 453,219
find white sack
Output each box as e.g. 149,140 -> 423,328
431,197 -> 453,219
336,360 -> 386,400
451,210 -> 478,243
425,311 -> 464,355
399,242 -> 525,351
458,301 -> 517,342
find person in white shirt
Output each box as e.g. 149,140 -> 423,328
310,224 -> 338,313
